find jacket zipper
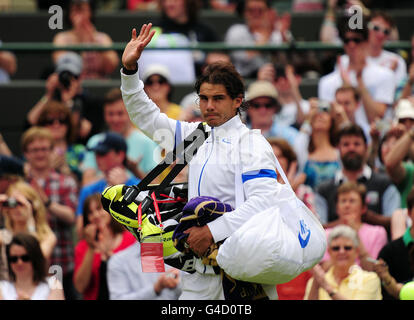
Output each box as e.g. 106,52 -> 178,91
198,127 -> 214,196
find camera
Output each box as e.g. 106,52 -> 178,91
53,52 -> 83,101
58,70 -> 76,90
318,100 -> 331,113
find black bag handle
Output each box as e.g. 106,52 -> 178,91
122,122 -> 209,214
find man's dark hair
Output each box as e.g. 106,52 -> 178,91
195,61 -> 247,112
104,88 -> 123,106
337,123 -> 367,145
368,10 -> 395,29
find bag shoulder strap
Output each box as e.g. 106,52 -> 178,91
122,122 -> 209,208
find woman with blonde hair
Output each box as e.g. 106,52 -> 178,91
1,180 -> 57,262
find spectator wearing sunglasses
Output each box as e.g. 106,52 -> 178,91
37,100 -> 86,184
304,224 -> 382,300
318,18 -> 395,125
245,80 -> 299,146
321,181 -> 388,272
142,64 -> 183,120
0,233 -> 64,300
366,11 -> 407,90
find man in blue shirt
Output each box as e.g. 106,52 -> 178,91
76,132 -> 140,236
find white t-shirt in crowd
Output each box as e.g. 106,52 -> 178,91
318,59 -> 396,105
367,50 -> 407,88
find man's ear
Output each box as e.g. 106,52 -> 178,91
233,96 -> 243,114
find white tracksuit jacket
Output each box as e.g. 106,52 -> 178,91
121,70 -> 281,300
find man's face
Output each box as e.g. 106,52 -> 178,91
247,97 -> 277,129
104,100 -> 131,135
343,31 -> 367,61
95,150 -> 125,174
335,90 -> 359,119
198,83 -> 241,127
23,138 -> 52,171
368,17 -> 392,48
244,0 -> 269,29
162,0 -> 186,21
336,191 -> 366,223
338,135 -> 367,171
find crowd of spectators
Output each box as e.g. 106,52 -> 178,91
0,0 -> 413,301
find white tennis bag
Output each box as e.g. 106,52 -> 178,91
216,155 -> 327,285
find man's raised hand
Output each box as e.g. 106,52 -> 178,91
122,23 -> 155,70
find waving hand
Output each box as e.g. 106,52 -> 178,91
122,23 -> 155,70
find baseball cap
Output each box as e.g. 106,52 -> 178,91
88,132 -> 127,155
0,155 -> 24,177
246,81 -> 278,101
56,52 -> 83,77
395,99 -> 414,120
142,64 -> 171,83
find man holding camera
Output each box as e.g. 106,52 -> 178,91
26,52 -> 104,144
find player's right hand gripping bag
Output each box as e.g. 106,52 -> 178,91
216,164 -> 327,285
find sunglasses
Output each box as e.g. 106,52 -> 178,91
44,118 -> 67,126
330,245 -> 354,252
250,102 -> 276,109
368,22 -> 391,36
145,78 -> 168,86
344,37 -> 363,44
9,254 -> 30,264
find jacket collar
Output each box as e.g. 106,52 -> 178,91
335,164 -> 372,185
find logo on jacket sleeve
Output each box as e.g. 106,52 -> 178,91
298,219 -> 311,248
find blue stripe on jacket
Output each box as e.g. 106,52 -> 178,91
241,169 -> 278,183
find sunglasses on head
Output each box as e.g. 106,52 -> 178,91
330,245 -> 354,252
9,254 -> 30,263
344,37 -> 363,44
250,102 -> 276,109
145,77 -> 168,86
368,22 -> 391,36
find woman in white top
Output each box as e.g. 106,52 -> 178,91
0,233 -> 64,300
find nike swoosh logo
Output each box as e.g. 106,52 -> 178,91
298,219 -> 311,248
221,138 -> 231,144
